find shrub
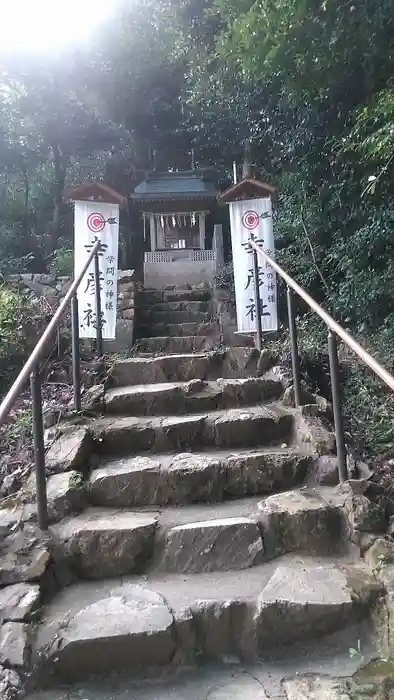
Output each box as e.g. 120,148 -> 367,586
0,287 -> 34,389
215,261 -> 235,307
50,247 -> 73,277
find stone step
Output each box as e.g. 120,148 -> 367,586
141,300 -> 211,314
109,348 -> 260,386
89,448 -> 312,507
135,335 -> 216,354
90,404 -> 294,456
25,657 -> 382,700
151,489 -> 344,567
137,289 -> 211,304
33,557 -> 381,682
136,321 -> 218,338
104,377 -> 284,416
52,491 -> 343,580
141,309 -> 211,324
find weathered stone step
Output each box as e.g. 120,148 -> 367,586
104,377 -> 284,416
53,491 -> 343,580
141,300 -> 210,314
91,405 -> 294,456
88,448 -> 312,508
142,309 -> 211,324
25,661 -> 380,700
154,489 -> 343,568
52,509 -> 158,579
136,289 -> 211,304
135,335 -> 216,354
109,348 -> 259,386
33,557 -> 381,682
136,321 -> 218,338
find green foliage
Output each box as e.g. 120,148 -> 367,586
50,247 -> 73,277
0,287 -> 35,388
5,408 -> 32,443
215,260 -> 234,294
0,287 -> 27,359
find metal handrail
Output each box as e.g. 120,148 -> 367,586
248,236 -> 394,482
249,238 -> 394,391
0,238 -> 103,529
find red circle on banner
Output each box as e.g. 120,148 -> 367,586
242,210 -> 260,230
87,212 -> 106,233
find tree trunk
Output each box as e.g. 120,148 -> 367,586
20,165 -> 30,241
49,143 -> 66,250
242,139 -> 254,179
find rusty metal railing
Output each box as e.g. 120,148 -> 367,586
0,239 -> 103,529
248,235 -> 394,482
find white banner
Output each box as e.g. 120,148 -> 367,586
74,200 -> 119,339
229,197 -> 278,333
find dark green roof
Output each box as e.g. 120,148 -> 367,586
131,169 -> 218,200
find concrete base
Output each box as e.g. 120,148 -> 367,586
144,260 -> 216,290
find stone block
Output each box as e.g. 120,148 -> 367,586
37,585 -> 175,680
316,455 -> 339,485
119,281 -> 135,292
0,622 -> 29,668
46,471 -> 87,522
225,450 -> 310,497
159,414 -> 206,451
213,408 -> 292,449
161,453 -> 224,505
0,514 -> 50,586
0,583 -> 40,624
255,563 -> 367,647
89,457 -> 161,507
118,269 -> 135,283
122,308 -> 135,319
160,517 -> 263,573
45,427 -> 92,473
54,509 -> 158,578
258,489 -> 342,556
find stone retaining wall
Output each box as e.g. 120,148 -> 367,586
5,270 -> 136,352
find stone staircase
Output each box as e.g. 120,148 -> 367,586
134,287 -> 219,354
4,285 -> 389,697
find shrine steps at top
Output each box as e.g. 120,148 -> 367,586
136,288 -> 212,304
135,285 -> 217,351
135,335 -> 217,354
135,321 -> 218,338
109,348 -> 262,386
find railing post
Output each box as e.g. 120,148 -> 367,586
286,286 -> 302,407
251,237 -> 263,352
71,294 -> 81,412
30,366 -> 48,530
328,330 -> 347,482
94,251 -> 103,356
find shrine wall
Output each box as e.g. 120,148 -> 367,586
144,258 -> 217,290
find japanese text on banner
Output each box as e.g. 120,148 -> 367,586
74,201 -> 119,339
229,197 -> 277,333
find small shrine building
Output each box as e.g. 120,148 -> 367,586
130,169 -> 223,289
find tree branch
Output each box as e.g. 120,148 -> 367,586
300,204 -> 331,298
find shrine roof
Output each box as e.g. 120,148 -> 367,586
64,181 -> 126,206
217,177 -> 276,205
130,169 -> 218,202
